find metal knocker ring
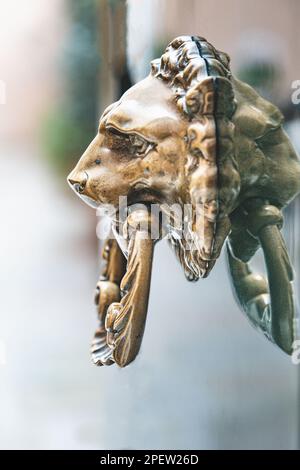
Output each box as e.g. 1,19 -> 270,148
227,204 -> 295,354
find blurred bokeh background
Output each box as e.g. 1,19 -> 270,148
0,0 -> 299,450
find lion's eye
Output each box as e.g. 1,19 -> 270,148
105,125 -> 154,156
129,135 -> 152,156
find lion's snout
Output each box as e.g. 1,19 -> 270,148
67,170 -> 88,195
67,168 -> 101,208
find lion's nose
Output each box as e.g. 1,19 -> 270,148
67,171 -> 88,194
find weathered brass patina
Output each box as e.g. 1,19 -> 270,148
68,36 -> 300,367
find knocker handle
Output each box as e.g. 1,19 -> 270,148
93,208 -> 157,367
107,236 -> 154,366
259,225 -> 294,352
227,203 -> 295,354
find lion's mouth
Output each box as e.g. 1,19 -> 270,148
75,192 -> 100,209
68,180 -> 101,209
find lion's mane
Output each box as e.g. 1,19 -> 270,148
151,36 -> 241,279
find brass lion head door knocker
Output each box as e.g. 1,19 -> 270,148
68,36 -> 300,367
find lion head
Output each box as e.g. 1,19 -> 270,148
68,36 -> 241,278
